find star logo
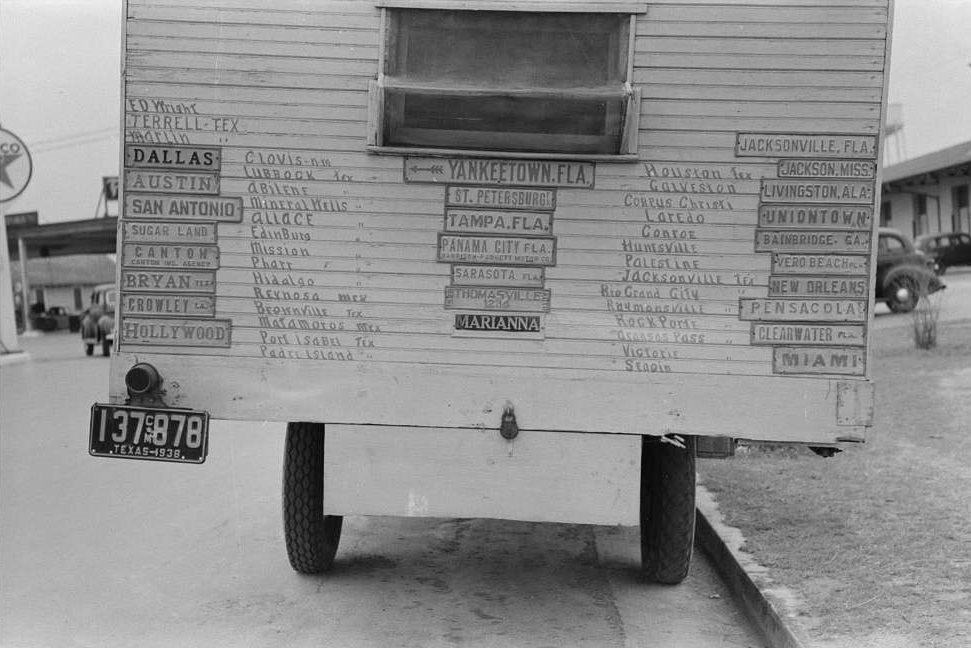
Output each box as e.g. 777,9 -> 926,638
0,151 -> 22,189
0,128 -> 32,203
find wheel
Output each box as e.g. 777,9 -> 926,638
640,435 -> 696,584
887,275 -> 919,313
102,339 -> 111,357
85,344 -> 94,356
283,422 -> 343,573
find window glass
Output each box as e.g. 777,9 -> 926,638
381,10 -> 631,155
879,201 -> 892,226
388,12 -> 625,87
954,185 -> 969,209
880,235 -> 903,251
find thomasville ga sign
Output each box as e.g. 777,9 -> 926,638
0,128 -> 33,203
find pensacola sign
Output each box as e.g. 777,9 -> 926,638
0,128 -> 32,203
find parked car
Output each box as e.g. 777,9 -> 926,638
33,306 -> 75,332
875,228 -> 944,313
80,283 -> 116,356
915,231 -> 971,275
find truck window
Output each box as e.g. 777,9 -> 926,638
376,10 -> 635,155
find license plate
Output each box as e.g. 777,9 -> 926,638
89,404 -> 209,463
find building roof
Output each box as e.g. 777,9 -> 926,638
6,217 -> 118,260
882,139 -> 971,186
9,254 -> 116,288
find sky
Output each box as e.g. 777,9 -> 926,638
1,0 -> 970,224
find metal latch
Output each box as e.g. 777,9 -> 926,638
500,405 -> 519,440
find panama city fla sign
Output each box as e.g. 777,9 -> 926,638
0,128 -> 33,203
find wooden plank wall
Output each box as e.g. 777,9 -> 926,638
112,0 -> 888,440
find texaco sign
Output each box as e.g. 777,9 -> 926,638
0,128 -> 33,203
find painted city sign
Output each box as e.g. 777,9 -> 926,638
122,221 -> 217,245
120,269 -> 217,293
760,180 -> 875,204
758,205 -> 873,230
754,229 -> 871,253
768,275 -> 868,298
446,186 -> 556,211
771,253 -> 870,275
124,144 -> 221,171
0,128 -> 33,203
125,170 -> 220,195
444,286 -> 551,312
772,347 -> 866,376
454,313 -> 542,332
405,157 -> 594,188
750,323 -> 865,347
121,317 -> 232,348
451,265 -> 545,287
121,293 -> 216,317
738,298 -> 867,322
438,234 -> 556,266
776,159 -> 877,179
444,209 -> 553,235
735,133 -> 878,159
124,193 -> 242,222
121,243 -> 220,270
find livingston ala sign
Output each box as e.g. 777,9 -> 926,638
0,128 -> 33,203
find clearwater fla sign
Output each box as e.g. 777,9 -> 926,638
0,128 -> 33,203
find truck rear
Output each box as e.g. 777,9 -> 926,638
92,0 -> 893,582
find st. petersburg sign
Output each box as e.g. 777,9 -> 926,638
0,128 -> 33,203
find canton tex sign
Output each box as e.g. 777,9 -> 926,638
0,128 -> 33,203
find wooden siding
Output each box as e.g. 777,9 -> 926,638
111,0 -> 890,443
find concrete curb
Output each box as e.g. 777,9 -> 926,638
695,486 -> 811,648
0,351 -> 30,366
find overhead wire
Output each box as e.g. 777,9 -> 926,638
32,131 -> 119,154
29,126 -> 117,148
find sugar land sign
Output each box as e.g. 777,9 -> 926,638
0,128 -> 33,203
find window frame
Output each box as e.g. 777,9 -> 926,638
367,3 -> 644,161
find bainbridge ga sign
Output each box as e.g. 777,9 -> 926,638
0,128 -> 32,203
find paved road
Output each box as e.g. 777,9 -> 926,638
1,333 -> 764,648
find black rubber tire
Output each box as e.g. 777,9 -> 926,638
85,344 -> 94,356
887,276 -> 919,313
102,340 -> 111,357
283,422 -> 343,574
640,435 -> 696,584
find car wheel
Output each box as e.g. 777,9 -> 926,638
85,344 -> 94,356
640,435 -> 696,584
887,275 -> 919,313
283,422 -> 343,574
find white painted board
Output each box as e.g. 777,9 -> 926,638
109,0 -> 892,445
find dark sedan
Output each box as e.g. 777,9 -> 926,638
875,228 -> 944,313
916,231 -> 971,275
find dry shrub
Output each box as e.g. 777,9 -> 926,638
911,277 -> 944,349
